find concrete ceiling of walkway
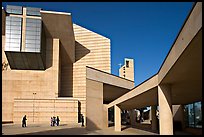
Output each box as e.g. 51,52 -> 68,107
118,87 -> 158,110
103,84 -> 130,104
161,29 -> 202,105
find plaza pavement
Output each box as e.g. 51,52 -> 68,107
2,123 -> 159,135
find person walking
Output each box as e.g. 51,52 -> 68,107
50,117 -> 53,126
53,116 -> 56,126
22,115 -> 27,127
56,116 -> 60,126
81,114 -> 84,127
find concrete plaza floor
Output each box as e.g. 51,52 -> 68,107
2,123 -> 159,135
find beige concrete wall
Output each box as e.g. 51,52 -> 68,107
119,58 -> 134,81
13,98 -> 78,124
86,79 -> 103,130
73,24 -> 111,98
2,38 -> 60,122
73,24 -> 111,122
86,67 -> 134,89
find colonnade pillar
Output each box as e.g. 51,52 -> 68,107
130,109 -> 136,126
114,105 -> 121,131
158,84 -> 173,135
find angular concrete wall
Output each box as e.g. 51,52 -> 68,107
86,79 -> 104,130
73,24 -> 111,124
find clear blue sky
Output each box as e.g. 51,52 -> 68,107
2,2 -> 194,86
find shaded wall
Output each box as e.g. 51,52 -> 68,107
86,79 -> 106,130
73,24 -> 111,125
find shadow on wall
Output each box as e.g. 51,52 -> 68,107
59,40 -> 73,97
75,41 -> 90,62
44,23 -> 53,69
86,117 -> 100,131
78,101 -> 81,123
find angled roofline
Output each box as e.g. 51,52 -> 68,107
40,10 -> 71,15
157,2 -> 196,74
86,66 -> 134,83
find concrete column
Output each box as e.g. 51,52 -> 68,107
130,109 -> 136,126
114,105 -> 121,131
151,106 -> 157,131
158,85 -> 173,135
103,104 -> 109,129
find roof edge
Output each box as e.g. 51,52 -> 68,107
86,66 -> 134,83
40,10 -> 71,15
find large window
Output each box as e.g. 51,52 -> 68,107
5,16 -> 22,52
25,18 -> 41,52
184,101 -> 202,128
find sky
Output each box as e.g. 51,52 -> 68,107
2,2 -> 194,86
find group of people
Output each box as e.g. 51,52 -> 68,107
22,115 -> 61,128
51,116 -> 60,126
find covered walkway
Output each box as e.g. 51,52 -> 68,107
107,2 -> 202,135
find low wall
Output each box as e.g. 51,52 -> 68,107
13,98 -> 78,124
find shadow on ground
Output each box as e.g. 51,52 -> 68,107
18,127 -> 90,135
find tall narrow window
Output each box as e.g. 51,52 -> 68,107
126,60 -> 129,68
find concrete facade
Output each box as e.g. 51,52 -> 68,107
2,2 -> 202,135
2,5 -> 110,126
119,58 -> 134,81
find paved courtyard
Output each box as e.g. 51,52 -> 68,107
2,123 -> 159,135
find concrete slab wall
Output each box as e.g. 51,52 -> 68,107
86,67 -> 134,89
86,79 -> 103,130
73,24 -> 111,123
13,98 -> 78,124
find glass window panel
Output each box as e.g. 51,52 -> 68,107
10,38 -> 21,43
6,5 -> 23,15
11,34 -> 21,39
10,26 -> 22,31
26,31 -> 38,35
194,102 -> 202,128
10,30 -> 22,35
187,104 -> 195,127
26,27 -> 37,31
9,47 -> 21,51
28,11 -> 39,16
11,21 -> 22,26
25,39 -> 36,44
24,48 -> 36,52
5,29 -> 11,33
9,42 -> 21,47
10,17 -> 22,21
25,35 -> 37,40
25,43 -> 36,48
35,49 -> 41,52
